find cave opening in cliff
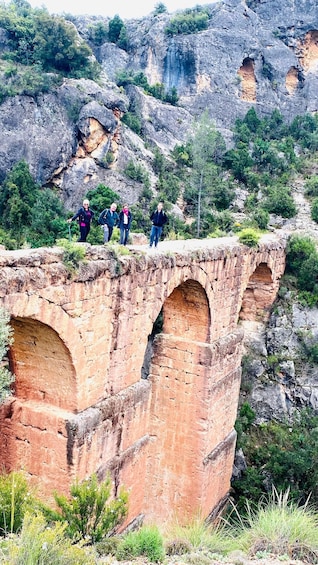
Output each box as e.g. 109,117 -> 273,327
9,317 -> 77,411
238,57 -> 256,102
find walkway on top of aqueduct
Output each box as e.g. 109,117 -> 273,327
0,234 -> 286,526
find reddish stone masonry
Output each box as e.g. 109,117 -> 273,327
0,235 -> 286,526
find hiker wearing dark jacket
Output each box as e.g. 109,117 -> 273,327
118,204 -> 132,246
149,202 -> 168,248
67,199 -> 94,242
98,202 -> 119,243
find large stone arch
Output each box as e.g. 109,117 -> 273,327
9,317 -> 77,411
145,279 -> 211,522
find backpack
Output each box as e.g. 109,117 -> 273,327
98,209 -> 108,225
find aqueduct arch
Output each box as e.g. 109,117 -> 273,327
145,280 -> 211,521
10,317 -> 76,411
239,262 -> 274,322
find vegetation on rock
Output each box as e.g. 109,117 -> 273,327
0,307 -> 14,403
2,468 -> 317,564
0,0 -> 99,101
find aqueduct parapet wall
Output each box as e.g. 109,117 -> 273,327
0,235 -> 286,525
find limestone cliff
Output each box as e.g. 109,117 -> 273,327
0,0 -> 318,209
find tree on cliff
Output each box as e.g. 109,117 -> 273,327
0,0 -> 98,79
0,160 -> 68,249
185,111 -> 230,237
0,307 -> 14,403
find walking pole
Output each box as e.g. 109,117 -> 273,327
68,223 -> 72,242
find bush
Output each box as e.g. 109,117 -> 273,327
263,187 -> 296,218
0,471 -> 36,536
286,234 -> 317,274
45,473 -> 128,544
124,161 -> 150,187
305,175 -> 318,197
116,525 -> 165,562
0,161 -> 68,249
165,9 -> 209,36
231,408 -> 318,511
298,253 -> 318,291
108,15 -> 125,43
252,208 -> 269,230
0,307 -> 14,403
95,536 -> 120,556
57,239 -> 86,275
0,3 -> 98,79
165,515 -> 229,555
86,184 -> 120,213
122,111 -> 142,134
165,537 -> 192,555
311,197 -> 318,223
3,512 -> 95,564
238,228 -> 260,247
234,489 -> 318,562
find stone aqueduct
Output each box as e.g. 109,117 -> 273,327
0,235 -> 286,525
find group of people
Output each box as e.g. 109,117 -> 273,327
68,200 -> 168,248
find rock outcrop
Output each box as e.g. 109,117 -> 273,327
0,0 -> 317,208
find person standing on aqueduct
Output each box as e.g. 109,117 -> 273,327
149,201 -> 168,248
98,202 -> 119,243
67,199 -> 94,242
118,204 -> 132,245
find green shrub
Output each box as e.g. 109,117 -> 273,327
3,512 -> 95,564
85,184 -> 120,213
238,228 -> 260,247
95,536 -> 120,556
57,239 -> 86,274
165,537 -> 192,555
108,14 -> 125,43
252,208 -> 269,230
165,515 -> 229,555
232,409 -> 318,511
122,111 -> 142,134
88,21 -> 108,45
305,175 -> 318,197
286,234 -> 317,274
124,160 -> 150,187
153,2 -> 167,15
235,402 -> 256,447
234,489 -> 318,562
0,161 -> 68,249
298,253 -> 318,291
0,307 -> 14,403
0,3 -> 98,79
263,187 -> 296,218
0,471 -> 36,536
165,9 -> 209,36
45,473 -> 128,544
116,525 -> 165,562
311,197 -> 318,223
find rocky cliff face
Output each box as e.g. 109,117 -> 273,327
0,0 -> 318,209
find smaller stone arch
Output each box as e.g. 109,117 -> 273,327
238,58 -> 256,102
163,279 -> 210,342
239,262 -> 274,322
9,316 -> 77,411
